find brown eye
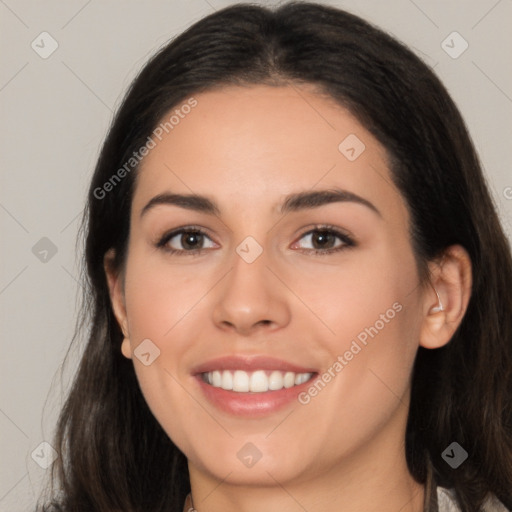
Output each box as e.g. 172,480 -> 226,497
179,231 -> 204,250
293,227 -> 355,255
156,227 -> 216,254
310,230 -> 337,250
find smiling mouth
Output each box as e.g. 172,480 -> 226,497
201,369 -> 316,393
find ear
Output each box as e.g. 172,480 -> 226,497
104,249 -> 132,359
419,245 -> 472,349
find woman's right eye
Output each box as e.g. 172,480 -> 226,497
156,227 -> 216,255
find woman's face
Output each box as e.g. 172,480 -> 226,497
110,85 -> 429,487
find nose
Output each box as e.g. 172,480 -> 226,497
212,247 -> 291,337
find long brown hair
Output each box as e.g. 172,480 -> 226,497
38,3 -> 512,511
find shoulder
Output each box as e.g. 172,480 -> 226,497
437,487 -> 510,512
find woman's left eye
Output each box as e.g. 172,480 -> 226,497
292,226 -> 355,255
156,225 -> 355,256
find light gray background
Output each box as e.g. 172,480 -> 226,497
1,0 -> 511,510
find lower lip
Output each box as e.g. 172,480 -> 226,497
195,375 -> 317,417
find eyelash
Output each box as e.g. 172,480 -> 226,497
155,224 -> 356,257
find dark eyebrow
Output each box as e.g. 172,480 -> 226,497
140,193 -> 220,218
140,188 -> 381,218
280,188 -> 381,216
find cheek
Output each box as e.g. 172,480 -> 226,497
294,301 -> 420,466
123,253 -> 210,349
297,245 -> 421,415
290,242 -> 418,350
130,364 -> 201,462
122,259 -> 205,454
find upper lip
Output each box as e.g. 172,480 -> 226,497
191,355 -> 318,375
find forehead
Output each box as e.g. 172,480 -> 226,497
132,84 -> 403,219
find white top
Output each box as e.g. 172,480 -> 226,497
438,487 -> 510,512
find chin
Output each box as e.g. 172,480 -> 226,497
186,439 -> 316,487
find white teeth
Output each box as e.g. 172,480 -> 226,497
295,373 -> 309,385
283,372 -> 295,388
250,370 -> 268,392
203,369 -> 314,393
268,370 -> 283,390
212,370 -> 222,387
233,370 -> 249,392
221,370 -> 233,390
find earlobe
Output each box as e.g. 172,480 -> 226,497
419,245 -> 472,350
104,249 -> 132,359
120,337 -> 133,359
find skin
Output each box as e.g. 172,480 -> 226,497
105,84 -> 472,512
